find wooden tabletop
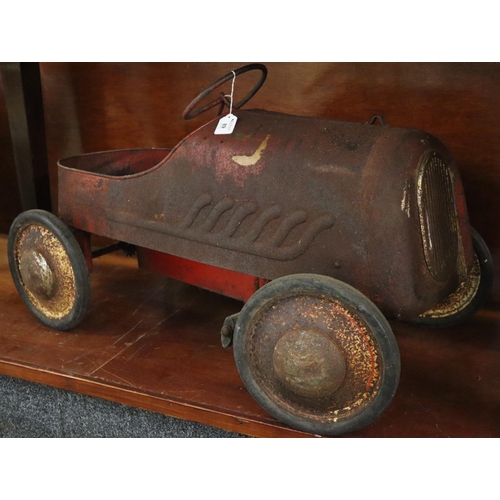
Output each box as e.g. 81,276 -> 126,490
1,234 -> 499,438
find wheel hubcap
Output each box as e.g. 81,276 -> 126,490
19,250 -> 55,299
273,329 -> 346,398
237,291 -> 383,427
14,223 -> 77,320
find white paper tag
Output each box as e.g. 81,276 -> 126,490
214,113 -> 238,135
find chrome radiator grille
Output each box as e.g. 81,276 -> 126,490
417,151 -> 458,282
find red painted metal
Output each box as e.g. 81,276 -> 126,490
137,247 -> 268,302
57,111 -> 474,320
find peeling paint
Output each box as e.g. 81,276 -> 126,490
232,134 -> 270,166
401,180 -> 411,217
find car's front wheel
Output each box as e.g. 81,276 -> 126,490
233,274 -> 400,436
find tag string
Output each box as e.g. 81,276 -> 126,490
225,71 -> 236,115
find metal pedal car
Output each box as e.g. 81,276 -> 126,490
8,64 -> 494,436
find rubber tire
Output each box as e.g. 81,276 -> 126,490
8,209 -> 91,331
411,227 -> 494,328
233,273 -> 401,436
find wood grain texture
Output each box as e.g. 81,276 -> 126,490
1,234 -> 499,437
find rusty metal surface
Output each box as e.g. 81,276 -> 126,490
272,328 -> 347,398
420,254 -> 481,318
239,291 -> 382,425
13,223 -> 77,320
57,109 -> 473,319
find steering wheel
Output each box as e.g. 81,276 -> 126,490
182,63 -> 267,120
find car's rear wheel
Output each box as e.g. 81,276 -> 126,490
8,209 -> 91,331
411,227 -> 494,328
233,274 -> 400,436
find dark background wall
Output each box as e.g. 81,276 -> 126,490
0,74 -> 22,233
2,62 -> 500,300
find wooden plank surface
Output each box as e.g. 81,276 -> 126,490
1,233 -> 499,437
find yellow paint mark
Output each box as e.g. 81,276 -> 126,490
232,134 -> 270,166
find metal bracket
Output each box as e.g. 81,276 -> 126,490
221,313 -> 239,349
